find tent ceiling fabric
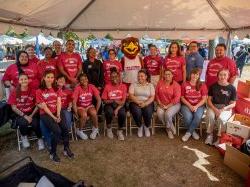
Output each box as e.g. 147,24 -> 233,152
0,0 -> 249,39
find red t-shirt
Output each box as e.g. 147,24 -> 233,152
103,60 -> 122,84
163,56 -> 185,82
37,58 -> 58,79
206,56 -> 237,88
8,88 -> 36,113
72,84 -> 99,108
58,52 -> 82,79
181,82 -> 208,106
36,88 -> 59,114
102,83 -> 127,101
57,87 -> 72,109
155,80 -> 181,105
29,56 -> 39,64
2,63 -> 40,88
143,55 -> 163,76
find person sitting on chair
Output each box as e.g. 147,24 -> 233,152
129,69 -> 155,138
155,69 -> 181,139
205,69 -> 236,146
8,73 -> 44,150
180,68 -> 208,142
72,73 -> 101,140
102,68 -> 127,140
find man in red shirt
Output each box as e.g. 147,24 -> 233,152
206,43 -> 237,88
58,39 -> 82,87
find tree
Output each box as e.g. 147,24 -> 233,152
104,33 -> 113,40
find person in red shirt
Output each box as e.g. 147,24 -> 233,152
25,44 -> 39,64
2,51 -> 39,92
143,44 -> 163,87
180,68 -> 208,142
102,68 -> 127,140
206,43 -> 237,88
72,73 -> 101,140
56,74 -> 73,130
103,49 -> 122,85
58,39 -> 83,88
162,42 -> 186,84
52,40 -> 63,59
8,73 -> 44,150
36,70 -> 74,162
155,69 -> 181,139
37,47 -> 58,80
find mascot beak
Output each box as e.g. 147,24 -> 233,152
124,42 -> 138,54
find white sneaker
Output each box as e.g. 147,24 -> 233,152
192,131 -> 200,140
117,130 -> 125,141
182,132 -> 192,142
90,127 -> 99,140
107,128 -> 114,139
76,129 -> 88,140
137,126 -> 143,138
167,129 -> 174,139
21,136 -> 30,148
144,126 -> 151,137
170,124 -> 176,135
205,134 -> 213,145
37,138 -> 45,150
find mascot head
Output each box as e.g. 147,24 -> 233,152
121,37 -> 140,59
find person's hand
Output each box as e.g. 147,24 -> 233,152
215,108 -> 221,118
97,87 -> 102,91
56,116 -> 61,123
163,105 -> 169,110
24,115 -> 32,124
67,106 -> 72,112
139,102 -> 146,108
188,105 -> 195,112
193,105 -> 199,112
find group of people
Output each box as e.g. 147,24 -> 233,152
2,38 -> 238,163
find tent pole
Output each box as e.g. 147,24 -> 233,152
226,31 -> 232,57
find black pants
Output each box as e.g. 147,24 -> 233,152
40,114 -> 69,154
129,102 -> 154,127
16,113 -> 42,138
104,103 -> 126,129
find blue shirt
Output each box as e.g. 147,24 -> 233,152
185,52 -> 204,78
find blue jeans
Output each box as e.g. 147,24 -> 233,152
180,105 -> 205,133
61,109 -> 73,129
40,119 -> 51,147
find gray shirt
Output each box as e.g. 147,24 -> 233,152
129,82 -> 155,101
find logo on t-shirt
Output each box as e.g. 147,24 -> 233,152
220,89 -> 229,97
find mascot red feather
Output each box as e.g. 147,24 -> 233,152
120,37 -> 143,84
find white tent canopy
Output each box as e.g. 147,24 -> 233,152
0,0 -> 249,39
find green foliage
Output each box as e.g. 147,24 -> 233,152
64,31 -> 80,41
5,26 -> 18,37
87,34 -> 96,40
246,34 -> 250,39
104,33 -> 113,40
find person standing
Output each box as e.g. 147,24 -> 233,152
206,43 -> 237,88
235,45 -> 249,77
58,39 -> 83,88
185,41 -> 204,78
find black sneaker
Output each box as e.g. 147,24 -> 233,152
50,153 -> 60,163
64,147 -> 74,159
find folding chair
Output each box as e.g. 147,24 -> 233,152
152,112 -> 178,135
17,126 -> 38,151
128,112 -> 154,136
103,112 -> 128,137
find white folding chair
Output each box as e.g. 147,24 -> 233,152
152,112 -> 177,135
17,126 -> 38,151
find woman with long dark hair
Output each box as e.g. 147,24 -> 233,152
129,69 -> 155,138
162,42 -> 186,84
180,68 -> 207,142
2,51 -> 39,91
8,73 -> 44,149
36,70 -> 74,162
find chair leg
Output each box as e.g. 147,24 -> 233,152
125,117 -> 128,136
129,117 -> 132,136
17,128 -> 21,151
152,117 -> 155,135
104,120 -> 106,136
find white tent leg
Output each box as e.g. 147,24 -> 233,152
226,31 -> 232,57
